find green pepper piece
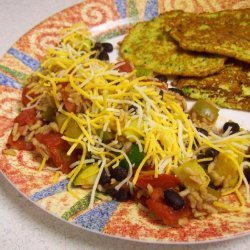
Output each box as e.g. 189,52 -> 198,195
65,120 -> 82,139
120,143 -> 145,169
74,164 -> 99,186
56,113 -> 82,139
55,113 -> 67,128
190,99 -> 219,124
174,159 -> 210,190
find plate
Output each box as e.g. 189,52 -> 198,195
0,0 -> 250,244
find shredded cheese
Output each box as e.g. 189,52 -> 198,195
38,157 -> 47,172
89,156 -> 106,208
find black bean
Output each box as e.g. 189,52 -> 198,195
193,128 -> 208,150
109,166 -> 128,181
193,127 -> 208,149
204,148 -> 219,159
159,90 -> 164,99
223,121 -> 240,135
99,170 -> 111,186
197,152 -> 206,160
178,184 -> 186,192
196,148 -> 219,170
101,42 -> 113,53
106,188 -> 118,197
114,188 -> 131,202
196,127 -> 209,136
164,189 -> 185,210
244,156 -> 250,163
200,162 -> 210,170
97,51 -> 109,61
168,88 -> 185,96
197,148 -> 219,160
128,104 -> 137,113
208,182 -> 221,190
90,53 -> 97,59
196,153 -> 210,169
243,168 -> 250,183
155,74 -> 168,82
91,42 -> 103,52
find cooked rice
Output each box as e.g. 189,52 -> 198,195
202,203 -> 218,214
2,148 -> 17,156
35,124 -> 52,135
187,188 -> 218,218
209,170 -> 224,186
31,138 -> 49,159
29,120 -> 43,131
137,202 -> 149,212
11,123 -> 20,141
49,122 -> 59,132
178,217 -> 189,226
179,189 -> 190,197
26,130 -> 35,141
189,175 -> 203,185
147,183 -> 154,195
192,210 -> 207,218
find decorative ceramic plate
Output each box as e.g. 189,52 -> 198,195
1,0 -> 250,244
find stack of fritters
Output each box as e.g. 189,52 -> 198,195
120,11 -> 225,77
120,9 -> 250,111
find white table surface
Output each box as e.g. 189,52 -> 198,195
0,1 -> 249,249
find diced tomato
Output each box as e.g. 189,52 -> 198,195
22,85 -> 38,106
115,61 -> 134,73
14,108 -> 37,126
61,89 -> 76,113
149,187 -> 164,201
136,174 -> 180,190
146,188 -> 191,226
35,132 -> 77,174
7,134 -> 34,151
59,83 -> 76,113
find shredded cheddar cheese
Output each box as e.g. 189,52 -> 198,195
38,157 -> 47,172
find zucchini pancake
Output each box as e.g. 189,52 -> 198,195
169,8 -> 250,63
174,61 -> 250,111
120,11 -> 225,77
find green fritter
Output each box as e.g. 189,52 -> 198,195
174,62 -> 250,111
120,11 -> 225,77
169,8 -> 250,63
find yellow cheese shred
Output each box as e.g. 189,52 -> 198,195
38,157 -> 47,172
52,172 -> 60,183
